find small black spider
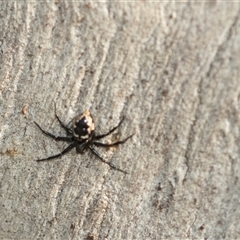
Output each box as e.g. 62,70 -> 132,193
34,108 -> 134,174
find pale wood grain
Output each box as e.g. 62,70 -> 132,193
0,2 -> 240,239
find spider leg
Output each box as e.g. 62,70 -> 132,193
54,104 -> 73,135
55,113 -> 73,135
36,143 -> 76,161
94,117 -> 125,140
93,134 -> 134,148
34,122 -> 72,142
88,146 -> 128,174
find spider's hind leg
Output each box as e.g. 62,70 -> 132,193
93,134 -> 134,148
54,104 -> 73,135
34,122 -> 72,142
94,117 -> 125,140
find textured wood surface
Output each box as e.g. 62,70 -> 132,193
0,2 -> 240,239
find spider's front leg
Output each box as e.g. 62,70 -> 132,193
36,143 -> 76,161
88,146 -> 128,174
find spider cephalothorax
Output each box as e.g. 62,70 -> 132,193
34,108 -> 133,174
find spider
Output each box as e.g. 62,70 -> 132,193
34,108 -> 134,174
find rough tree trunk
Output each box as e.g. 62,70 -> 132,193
0,2 -> 239,239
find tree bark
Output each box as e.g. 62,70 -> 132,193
0,2 -> 239,239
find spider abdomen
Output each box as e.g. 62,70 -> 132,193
72,110 -> 95,140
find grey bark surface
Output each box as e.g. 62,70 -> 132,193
0,2 -> 240,239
